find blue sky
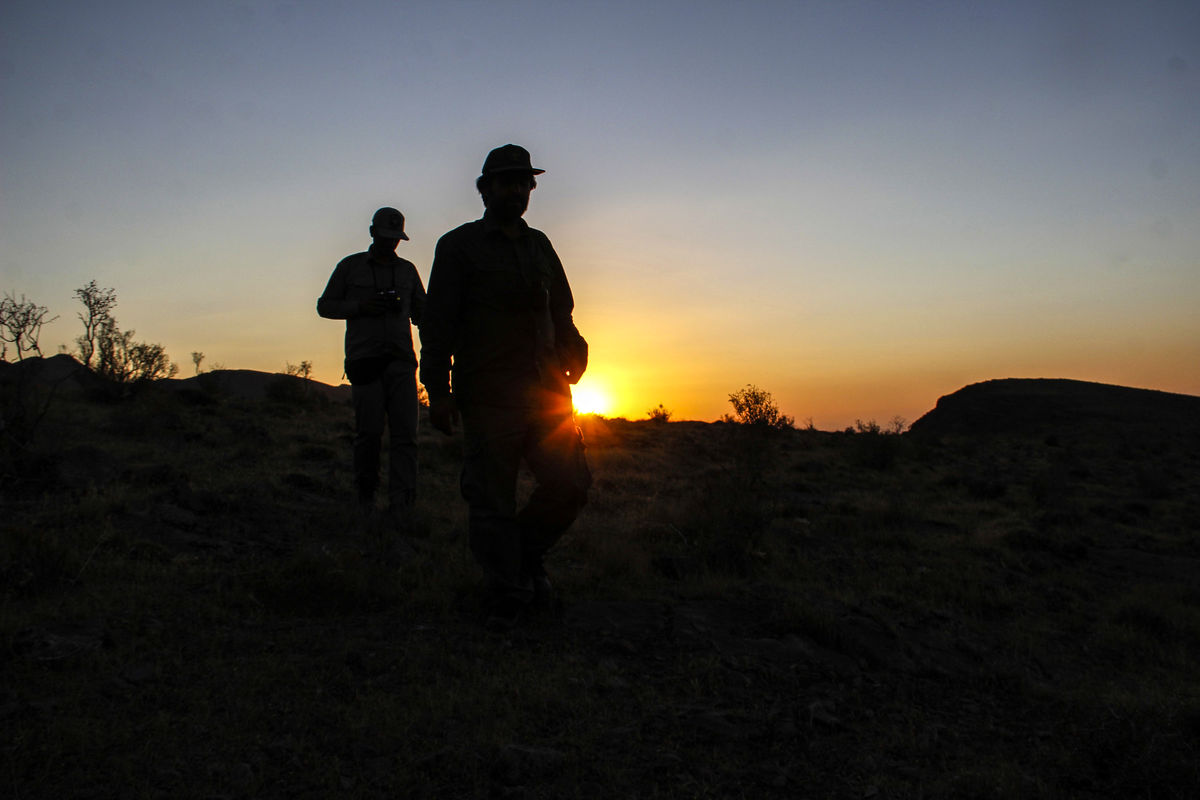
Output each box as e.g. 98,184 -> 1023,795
2,0 -> 1197,425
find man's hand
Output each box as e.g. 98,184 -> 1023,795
557,341 -> 587,385
358,295 -> 393,316
429,395 -> 459,436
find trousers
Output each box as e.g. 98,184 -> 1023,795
459,390 -> 591,600
352,360 -> 418,508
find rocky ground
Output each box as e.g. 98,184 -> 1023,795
3,363 -> 1199,798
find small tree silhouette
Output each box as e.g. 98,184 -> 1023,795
727,384 -> 794,429
74,280 -> 118,368
0,292 -> 57,362
191,351 -> 205,375
1,291 -> 60,450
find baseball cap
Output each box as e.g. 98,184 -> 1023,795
371,207 -> 409,240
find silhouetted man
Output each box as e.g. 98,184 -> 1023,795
318,207 -> 426,529
420,144 -> 591,619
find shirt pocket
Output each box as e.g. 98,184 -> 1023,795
392,270 -> 413,321
346,270 -> 378,303
470,260 -> 532,312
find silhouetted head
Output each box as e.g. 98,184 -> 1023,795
369,207 -> 408,251
476,144 -> 542,222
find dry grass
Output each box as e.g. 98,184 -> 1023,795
3,379 -> 1199,798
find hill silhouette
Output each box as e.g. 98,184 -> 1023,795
0,353 -> 112,395
0,353 -> 351,403
910,377 -> 1200,441
170,367 -> 352,403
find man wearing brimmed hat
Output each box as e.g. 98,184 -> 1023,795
420,144 -> 591,621
318,206 -> 426,529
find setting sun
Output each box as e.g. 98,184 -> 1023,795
571,381 -> 612,416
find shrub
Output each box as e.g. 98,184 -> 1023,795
850,418 -> 905,470
854,418 -> 881,434
727,384 -> 794,429
284,360 -> 313,380
646,403 -> 672,423
96,319 -> 178,383
74,281 -> 177,383
855,417 -> 907,435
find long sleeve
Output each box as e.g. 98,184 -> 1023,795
542,234 -> 587,381
542,235 -> 577,333
418,235 -> 463,399
316,259 -> 360,320
409,263 -> 427,327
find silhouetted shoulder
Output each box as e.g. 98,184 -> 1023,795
436,220 -> 486,247
336,251 -> 369,268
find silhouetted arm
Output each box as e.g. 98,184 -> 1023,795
418,235 -> 463,400
316,258 -> 360,320
409,262 -> 427,327
542,234 -> 587,381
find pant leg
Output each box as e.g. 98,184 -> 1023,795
382,361 -> 419,510
519,397 -> 592,571
459,403 -> 530,601
352,379 -> 387,501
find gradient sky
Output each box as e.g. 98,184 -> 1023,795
2,0 -> 1197,428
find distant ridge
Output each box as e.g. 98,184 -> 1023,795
909,378 -> 1200,439
0,355 -> 351,403
169,369 -> 352,403
0,353 -> 111,394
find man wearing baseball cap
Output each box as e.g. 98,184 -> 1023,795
420,144 -> 591,622
318,206 -> 426,532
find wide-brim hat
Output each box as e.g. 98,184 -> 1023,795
480,144 -> 545,177
371,207 -> 409,240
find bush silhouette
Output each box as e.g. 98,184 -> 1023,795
284,360 -> 313,380
727,384 -> 793,429
74,281 -> 177,383
646,403 -> 672,423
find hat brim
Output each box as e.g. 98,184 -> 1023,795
481,166 -> 545,176
375,229 -> 409,240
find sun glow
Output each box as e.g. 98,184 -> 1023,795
571,381 -> 613,416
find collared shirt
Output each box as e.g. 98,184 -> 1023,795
419,213 -> 585,406
317,245 -> 426,365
